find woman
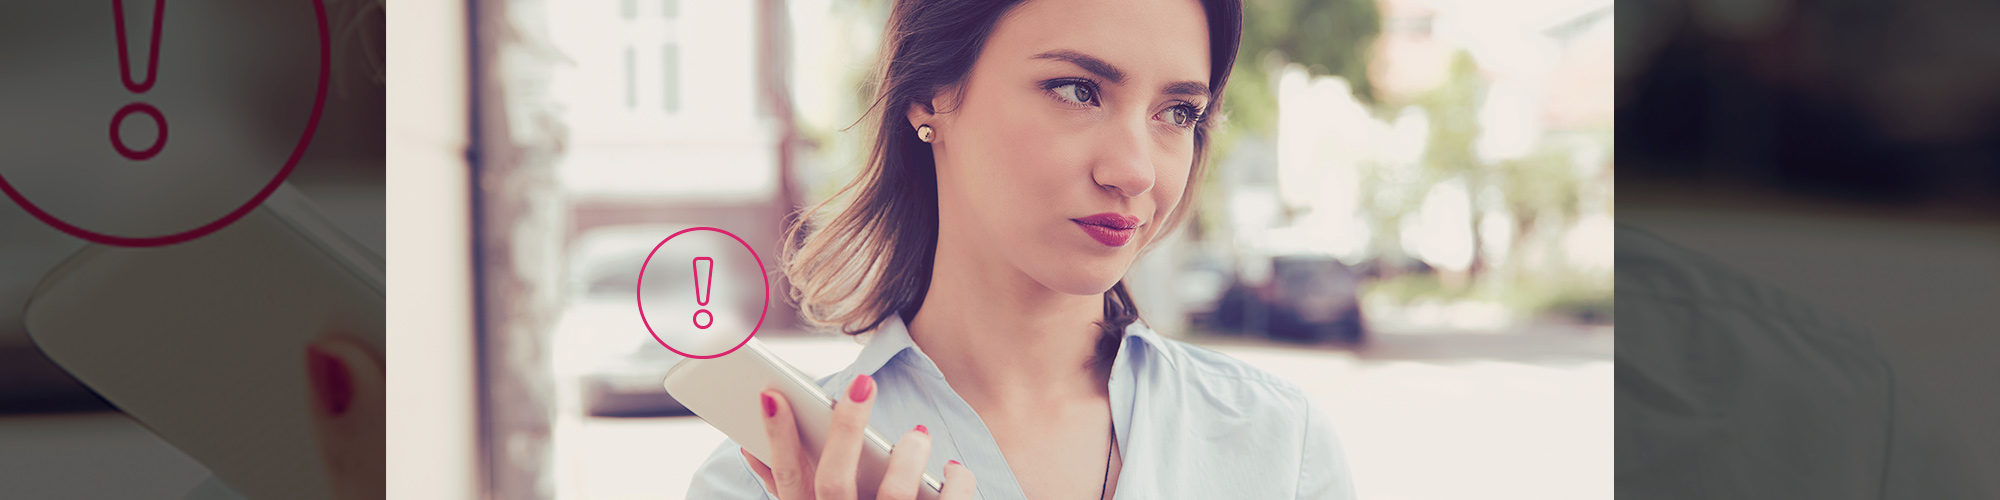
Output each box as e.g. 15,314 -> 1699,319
689,0 -> 1354,498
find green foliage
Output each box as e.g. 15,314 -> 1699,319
1365,269 -> 1614,324
1223,0 -> 1381,137
1495,147 -> 1582,221
1412,51 -> 1483,177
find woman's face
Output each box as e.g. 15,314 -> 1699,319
913,0 -> 1211,296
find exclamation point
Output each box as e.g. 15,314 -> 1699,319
111,0 -> 167,161
691,257 -> 715,329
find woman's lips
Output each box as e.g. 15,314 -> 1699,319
1072,213 -> 1142,247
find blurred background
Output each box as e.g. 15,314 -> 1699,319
1,0 -> 385,496
396,0 -> 1614,498
1616,0 -> 2000,492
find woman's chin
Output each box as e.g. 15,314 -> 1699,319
1034,267 -> 1126,296
1016,244 -> 1134,296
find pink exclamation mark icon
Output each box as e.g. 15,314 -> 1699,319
111,0 -> 167,161
692,257 -> 715,329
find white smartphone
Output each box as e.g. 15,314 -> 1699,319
664,338 -> 944,499
24,183 -> 383,500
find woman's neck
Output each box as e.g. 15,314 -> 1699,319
906,243 -> 1110,413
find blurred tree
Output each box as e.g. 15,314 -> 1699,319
1225,0 -> 1381,138
1410,51 -> 1487,279
1200,0 -> 1380,239
1412,52 -> 1481,178
1496,147 -> 1580,242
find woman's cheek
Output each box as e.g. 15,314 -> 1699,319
1157,159 -> 1191,217
1005,120 -> 1083,187
976,121 -> 1065,230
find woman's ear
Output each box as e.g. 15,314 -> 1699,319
906,98 -> 936,136
905,85 -> 959,135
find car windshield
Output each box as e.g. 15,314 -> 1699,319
583,268 -> 641,299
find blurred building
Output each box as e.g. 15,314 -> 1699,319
545,0 -> 801,328
550,0 -> 777,201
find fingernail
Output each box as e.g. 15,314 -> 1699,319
847,374 -> 874,402
914,424 -> 928,435
761,393 -> 777,417
306,345 -> 352,417
948,460 -> 961,467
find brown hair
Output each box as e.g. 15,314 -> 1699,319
783,0 -> 1243,372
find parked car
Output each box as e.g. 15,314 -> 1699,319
556,224 -> 754,417
1210,255 -> 1368,345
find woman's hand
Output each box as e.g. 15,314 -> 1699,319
305,332 -> 385,500
740,374 -> 976,500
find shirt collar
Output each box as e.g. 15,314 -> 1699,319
1120,318 -> 1176,369
848,314 -> 1175,377
849,314 -> 923,376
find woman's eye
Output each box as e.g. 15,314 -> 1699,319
1157,105 -> 1198,128
1051,82 -> 1095,105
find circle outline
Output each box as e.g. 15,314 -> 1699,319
0,0 -> 330,247
637,227 -> 769,359
110,102 -> 169,160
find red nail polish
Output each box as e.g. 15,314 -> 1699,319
915,424 -> 928,435
306,345 -> 352,417
847,374 -> 874,402
948,460 -> 961,467
761,393 -> 776,417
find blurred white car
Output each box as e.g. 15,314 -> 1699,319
556,224 -> 755,417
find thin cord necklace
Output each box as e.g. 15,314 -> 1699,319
1099,422 -> 1116,500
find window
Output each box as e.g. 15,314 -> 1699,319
662,43 -> 680,113
624,45 -> 637,108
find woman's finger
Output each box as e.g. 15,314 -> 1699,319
759,390 -> 815,500
874,425 -> 933,500
741,448 -> 778,496
814,374 -> 876,500
305,333 -> 385,500
939,460 -> 977,500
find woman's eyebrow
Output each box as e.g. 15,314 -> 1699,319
1162,81 -> 1210,99
1032,50 -> 1209,98
1033,50 -> 1126,83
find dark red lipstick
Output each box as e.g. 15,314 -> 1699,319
1071,213 -> 1142,247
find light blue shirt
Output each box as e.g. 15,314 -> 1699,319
686,316 -> 1356,499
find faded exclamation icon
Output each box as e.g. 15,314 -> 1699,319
691,257 -> 714,329
111,0 -> 167,161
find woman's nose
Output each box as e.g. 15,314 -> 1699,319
1090,119 -> 1155,198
